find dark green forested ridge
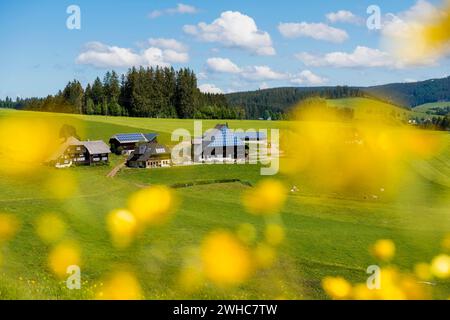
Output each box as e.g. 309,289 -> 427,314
225,86 -> 366,119
0,67 -> 245,120
225,76 -> 450,119
365,76 -> 450,107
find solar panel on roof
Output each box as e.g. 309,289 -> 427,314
114,133 -> 146,143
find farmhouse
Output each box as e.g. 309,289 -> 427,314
47,137 -> 111,168
191,124 -> 247,163
126,142 -> 171,169
109,133 -> 158,155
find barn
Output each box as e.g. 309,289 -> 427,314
126,142 -> 171,169
47,137 -> 111,168
109,133 -> 158,155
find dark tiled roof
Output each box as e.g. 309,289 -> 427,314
128,143 -> 171,162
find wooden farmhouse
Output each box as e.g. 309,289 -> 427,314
191,124 -> 267,163
126,142 -> 171,169
109,133 -> 158,155
47,137 -> 111,168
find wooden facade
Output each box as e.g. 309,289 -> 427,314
47,137 -> 110,168
127,143 -> 171,169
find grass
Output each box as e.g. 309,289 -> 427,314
0,106 -> 449,299
413,101 -> 450,115
327,97 -> 433,120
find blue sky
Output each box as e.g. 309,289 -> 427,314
0,0 -> 448,98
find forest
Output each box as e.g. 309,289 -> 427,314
0,67 -> 245,120
226,86 -> 365,119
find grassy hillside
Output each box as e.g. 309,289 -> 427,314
414,102 -> 450,115
0,108 -> 449,299
326,98 -> 410,121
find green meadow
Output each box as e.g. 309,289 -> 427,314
413,101 -> 450,115
0,107 -> 449,299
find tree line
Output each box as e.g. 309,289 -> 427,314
411,115 -> 450,131
2,67 -> 245,120
226,86 -> 366,119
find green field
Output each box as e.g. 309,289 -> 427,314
413,102 -> 450,115
0,107 -> 449,300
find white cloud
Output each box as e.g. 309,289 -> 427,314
259,82 -> 270,90
184,11 -> 276,56
381,0 -> 445,66
326,10 -> 363,25
291,70 -> 328,85
295,46 -> 395,68
76,41 -> 189,68
148,38 -> 187,52
278,22 -> 349,43
197,72 -> 208,80
198,83 -> 223,94
241,66 -> 288,81
206,57 -> 242,73
204,57 -> 327,85
149,3 -> 198,19
76,42 -> 143,68
162,49 -> 189,63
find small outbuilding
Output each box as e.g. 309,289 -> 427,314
126,142 -> 171,169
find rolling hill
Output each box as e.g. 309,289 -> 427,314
225,76 -> 450,119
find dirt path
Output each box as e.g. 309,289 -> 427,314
107,161 -> 125,178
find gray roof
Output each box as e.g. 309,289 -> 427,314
128,143 -> 171,162
83,140 -> 111,155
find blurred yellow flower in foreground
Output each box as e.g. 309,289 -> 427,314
382,0 -> 450,64
107,209 -> 137,249
442,233 -> 450,251
178,265 -> 204,293
414,263 -> 433,281
96,271 -> 142,300
0,118 -> 59,174
254,243 -> 276,269
35,213 -> 66,244
201,231 -> 253,287
0,213 -> 20,242
265,224 -> 285,246
242,179 -> 287,215
430,254 -> 450,279
128,186 -> 174,225
48,241 -> 81,278
322,277 -> 352,300
352,283 -> 376,300
371,239 -> 396,262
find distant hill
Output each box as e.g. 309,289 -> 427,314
225,76 -> 450,119
326,97 -> 411,122
364,76 -> 450,108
